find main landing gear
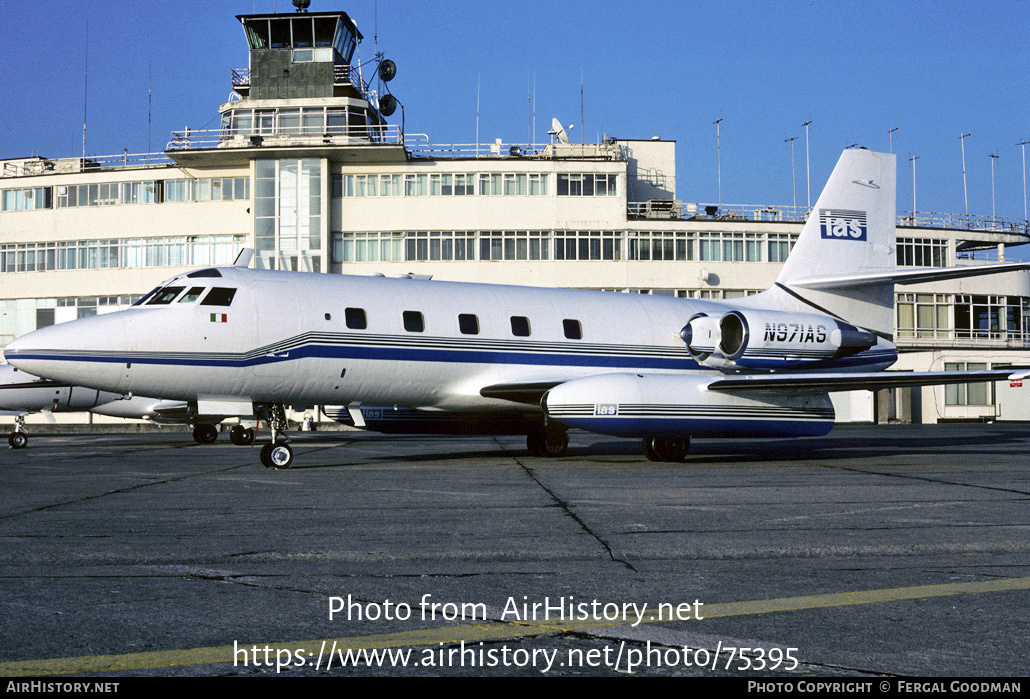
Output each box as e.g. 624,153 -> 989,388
229,424 -> 256,446
192,423 -> 255,445
526,425 -> 569,457
192,423 -> 219,444
8,416 -> 28,449
257,404 -> 293,470
642,436 -> 690,462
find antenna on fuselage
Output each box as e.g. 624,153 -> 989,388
233,248 -> 255,268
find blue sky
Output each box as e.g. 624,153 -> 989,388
1,0 -> 1027,223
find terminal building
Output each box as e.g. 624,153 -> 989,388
2,3 -> 1030,428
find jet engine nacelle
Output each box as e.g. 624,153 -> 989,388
543,372 -> 834,438
680,309 -> 878,370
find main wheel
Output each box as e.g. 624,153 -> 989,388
527,430 -> 569,457
643,436 -> 690,462
229,425 -> 254,446
260,442 -> 293,470
8,432 -> 28,449
192,424 -> 219,444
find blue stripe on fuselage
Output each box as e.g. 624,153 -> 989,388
7,338 -> 897,372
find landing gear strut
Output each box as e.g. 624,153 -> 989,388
642,436 -> 690,462
257,404 -> 293,470
8,416 -> 28,449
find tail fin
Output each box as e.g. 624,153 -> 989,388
753,149 -> 897,337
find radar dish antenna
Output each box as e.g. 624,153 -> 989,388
379,94 -> 397,117
378,59 -> 397,82
551,117 -> 570,144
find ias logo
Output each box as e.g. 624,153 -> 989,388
819,209 -> 868,241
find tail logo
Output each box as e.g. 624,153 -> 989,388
819,209 -> 867,241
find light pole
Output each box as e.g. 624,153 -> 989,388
1019,139 -> 1029,223
889,125 -> 898,154
785,135 -> 797,213
803,118 -> 812,210
960,132 -> 971,219
989,152 -> 999,226
714,113 -> 723,208
909,154 -> 919,216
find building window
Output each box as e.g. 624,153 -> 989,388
557,173 -> 617,196
553,231 -> 620,261
944,362 -> 990,405
897,293 -> 951,339
2,186 -> 52,211
897,238 -> 947,267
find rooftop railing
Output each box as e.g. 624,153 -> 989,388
166,124 -> 404,150
628,201 -> 1030,240
0,153 -> 173,178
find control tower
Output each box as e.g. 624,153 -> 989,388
168,0 -> 401,167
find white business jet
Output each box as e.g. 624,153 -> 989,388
6,149 -> 1030,468
0,363 -> 255,448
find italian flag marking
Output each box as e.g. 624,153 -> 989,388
210,313 -> 228,323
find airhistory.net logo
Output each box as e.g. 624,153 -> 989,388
819,209 -> 867,241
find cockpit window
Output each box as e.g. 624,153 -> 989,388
178,287 -> 206,303
132,286 -> 162,306
200,287 -> 237,307
146,286 -> 186,305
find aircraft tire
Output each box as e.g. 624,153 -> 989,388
527,430 -> 569,457
643,437 -> 690,462
193,424 -> 219,444
229,425 -> 254,446
261,442 -> 293,470
9,432 -> 28,449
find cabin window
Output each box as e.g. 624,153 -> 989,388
199,287 -> 237,307
510,316 -> 531,337
345,307 -> 367,329
147,286 -> 185,305
458,313 -> 479,335
563,319 -> 583,340
178,287 -> 206,303
403,311 -> 424,333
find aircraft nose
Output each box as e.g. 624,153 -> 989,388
5,313 -> 127,391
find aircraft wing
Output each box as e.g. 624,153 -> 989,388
705,369 -> 1030,393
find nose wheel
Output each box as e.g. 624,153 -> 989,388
260,441 -> 294,469
8,417 -> 28,449
257,404 -> 293,469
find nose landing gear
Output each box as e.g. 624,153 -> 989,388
8,417 -> 28,449
257,404 -> 293,470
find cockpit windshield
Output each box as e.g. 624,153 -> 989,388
200,287 -> 237,306
146,286 -> 187,305
132,286 -> 162,306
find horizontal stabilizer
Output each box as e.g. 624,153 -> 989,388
790,262 -> 1030,290
706,369 -> 1030,393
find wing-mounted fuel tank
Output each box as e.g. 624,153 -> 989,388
680,309 -> 879,371
543,372 -> 834,438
